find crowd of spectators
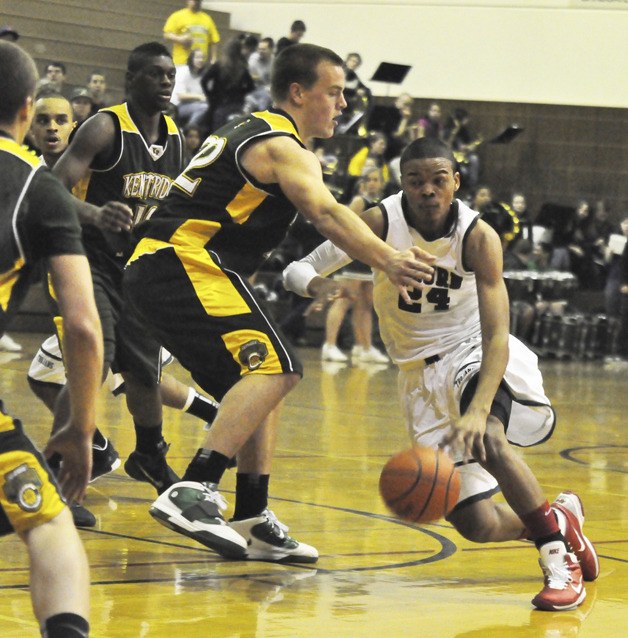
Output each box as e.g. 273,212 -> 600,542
2,8 -> 625,364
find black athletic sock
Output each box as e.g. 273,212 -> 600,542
534,530 -> 567,550
43,612 -> 89,637
185,389 -> 219,423
92,427 -> 107,449
183,448 -> 230,484
232,473 -> 269,520
133,421 -> 164,455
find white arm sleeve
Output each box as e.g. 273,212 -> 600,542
282,240 -> 353,297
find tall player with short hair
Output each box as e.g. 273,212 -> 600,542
50,42 -> 185,504
124,43 -> 432,562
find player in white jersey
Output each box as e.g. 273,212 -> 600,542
28,335 -> 218,427
283,137 -> 598,611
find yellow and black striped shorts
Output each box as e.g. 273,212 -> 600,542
124,244 -> 303,401
0,404 -> 65,536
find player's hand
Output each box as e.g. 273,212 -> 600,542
384,246 -> 435,305
92,202 -> 133,233
305,277 -> 353,315
44,425 -> 93,503
441,409 -> 487,463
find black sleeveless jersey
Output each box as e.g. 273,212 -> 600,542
81,103 -> 183,265
136,108 -> 305,277
0,133 -> 83,332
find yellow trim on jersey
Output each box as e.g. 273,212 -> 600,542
165,116 -> 180,135
103,104 -> 180,137
104,104 -> 137,133
251,111 -> 301,139
221,329 -> 284,376
0,138 -> 40,167
0,412 -> 16,434
0,258 -> 25,312
174,245 -> 251,316
226,182 -> 268,224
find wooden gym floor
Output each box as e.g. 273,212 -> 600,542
0,333 -> 626,637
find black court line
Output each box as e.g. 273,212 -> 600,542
560,445 -> 627,473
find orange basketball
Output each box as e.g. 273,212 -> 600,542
379,445 -> 461,523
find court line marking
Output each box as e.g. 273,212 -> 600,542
559,445 -> 627,473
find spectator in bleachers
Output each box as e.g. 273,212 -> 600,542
275,19 -> 306,54
200,36 -> 254,132
343,53 -> 371,113
443,107 -> 482,191
163,0 -> 220,70
511,191 -> 533,243
473,185 -> 521,250
240,33 -> 259,60
87,70 -> 112,114
335,52 -> 372,136
321,166 -> 389,364
171,48 -> 209,128
345,131 -> 390,202
567,199 -> 604,288
38,61 -> 74,98
589,199 -> 615,286
69,87 -> 94,131
414,102 -> 443,140
618,227 -> 628,362
244,37 -> 274,112
182,123 -> 202,163
604,216 -> 628,362
388,92 -> 414,159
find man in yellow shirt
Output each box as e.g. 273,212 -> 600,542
163,0 -> 220,67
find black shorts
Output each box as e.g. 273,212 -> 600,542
124,244 -> 303,401
90,260 -> 162,386
46,253 -> 161,386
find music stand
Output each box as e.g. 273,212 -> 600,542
489,124 -> 524,144
370,62 -> 412,95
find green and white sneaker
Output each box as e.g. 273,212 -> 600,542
149,481 -> 247,559
229,509 -> 318,563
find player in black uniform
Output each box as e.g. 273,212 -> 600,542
51,43 -> 184,505
0,41 -> 102,637
124,43 -> 433,561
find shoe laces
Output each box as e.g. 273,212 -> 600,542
264,509 -> 289,537
540,559 -> 572,590
201,483 -> 228,511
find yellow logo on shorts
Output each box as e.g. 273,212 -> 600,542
238,339 -> 269,371
3,464 -> 43,512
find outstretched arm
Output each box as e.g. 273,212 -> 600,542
244,137 -> 434,298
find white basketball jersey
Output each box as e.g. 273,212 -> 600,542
373,194 -> 481,367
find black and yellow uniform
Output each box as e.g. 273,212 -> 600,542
125,109 -> 304,400
0,133 -> 84,535
79,103 -> 183,384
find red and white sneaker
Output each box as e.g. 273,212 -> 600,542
532,541 -> 586,611
551,491 -> 599,581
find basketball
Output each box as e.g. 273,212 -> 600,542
379,445 -> 461,523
